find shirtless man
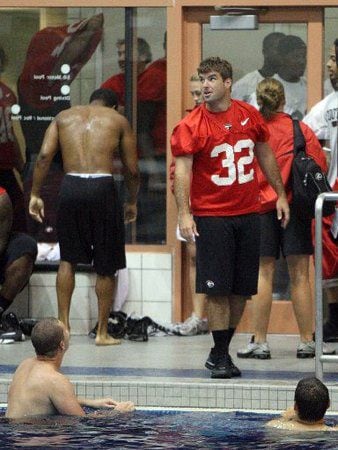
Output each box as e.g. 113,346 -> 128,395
6,318 -> 134,418
267,377 -> 337,431
29,89 -> 139,346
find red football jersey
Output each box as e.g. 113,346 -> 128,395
103,58 -> 167,154
0,82 -> 17,169
257,112 -> 328,213
171,101 -> 269,216
101,73 -> 125,105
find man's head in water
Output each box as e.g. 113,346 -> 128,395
294,377 -> 330,423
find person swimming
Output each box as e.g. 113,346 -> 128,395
267,377 -> 337,431
6,318 -> 135,418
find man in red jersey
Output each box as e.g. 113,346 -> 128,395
101,37 -> 152,113
171,57 -> 289,378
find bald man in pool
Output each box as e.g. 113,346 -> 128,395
6,318 -> 135,418
267,377 -> 337,431
29,88 -> 139,346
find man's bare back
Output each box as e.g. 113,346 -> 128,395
6,357 -> 74,418
29,92 -> 138,226
51,105 -> 133,174
6,319 -> 135,418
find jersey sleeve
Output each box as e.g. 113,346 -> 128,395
138,61 -> 166,102
170,122 -> 198,157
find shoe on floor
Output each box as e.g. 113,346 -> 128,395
0,312 -> 25,344
297,340 -> 315,358
209,354 -> 232,379
297,340 -> 336,358
173,313 -> 208,336
237,336 -> 271,360
205,348 -> 241,377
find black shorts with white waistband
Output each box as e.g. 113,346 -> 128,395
57,174 -> 126,275
259,206 -> 313,258
194,214 -> 260,297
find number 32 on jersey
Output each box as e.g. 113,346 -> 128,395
210,139 -> 255,186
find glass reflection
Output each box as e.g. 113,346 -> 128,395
0,7 -> 167,247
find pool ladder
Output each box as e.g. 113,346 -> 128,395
314,192 -> 338,380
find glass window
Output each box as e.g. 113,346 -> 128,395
0,7 -> 167,247
203,23 -> 307,119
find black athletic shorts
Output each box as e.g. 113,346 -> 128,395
259,207 -> 313,258
57,175 -> 126,275
195,214 -> 260,297
0,232 -> 37,284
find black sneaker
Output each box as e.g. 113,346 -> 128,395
205,348 -> 241,377
210,355 -> 233,379
0,312 -> 25,344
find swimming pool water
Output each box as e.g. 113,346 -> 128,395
0,409 -> 337,449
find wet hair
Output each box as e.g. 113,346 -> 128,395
197,57 -> 232,81
294,377 -> 330,423
116,37 -> 152,64
0,45 -> 7,72
89,88 -> 118,108
31,318 -> 65,358
256,78 -> 285,120
277,35 -> 306,56
262,32 -> 285,52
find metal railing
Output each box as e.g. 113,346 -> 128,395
314,192 -> 338,380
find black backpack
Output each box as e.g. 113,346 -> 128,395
291,119 -> 335,218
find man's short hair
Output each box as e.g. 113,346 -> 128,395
334,38 -> 338,63
117,37 -> 152,64
89,88 -> 118,108
295,377 -> 330,423
31,318 -> 65,358
277,35 -> 306,56
197,57 -> 232,81
262,32 -> 285,52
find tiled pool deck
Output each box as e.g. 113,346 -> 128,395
1,333 -> 337,413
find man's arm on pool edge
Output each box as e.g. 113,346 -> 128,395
77,397 -> 135,412
51,376 -> 135,415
